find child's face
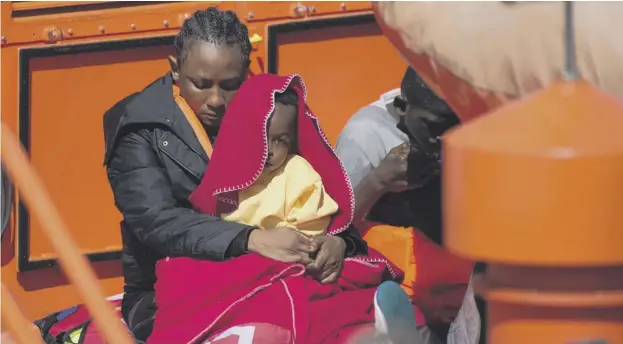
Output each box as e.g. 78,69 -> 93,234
265,103 -> 297,173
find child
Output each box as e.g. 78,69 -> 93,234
219,88 -> 339,237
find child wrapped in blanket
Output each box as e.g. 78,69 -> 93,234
219,87 -> 337,238
183,73 -> 423,344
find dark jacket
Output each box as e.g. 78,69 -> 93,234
102,73 -> 367,323
368,177 -> 443,245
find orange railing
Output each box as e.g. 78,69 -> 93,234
1,123 -> 133,344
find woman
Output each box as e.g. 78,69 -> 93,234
103,7 -> 363,341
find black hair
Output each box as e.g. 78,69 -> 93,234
275,87 -> 298,107
174,7 -> 252,64
401,67 -> 451,114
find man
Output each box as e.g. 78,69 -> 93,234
336,67 -> 480,344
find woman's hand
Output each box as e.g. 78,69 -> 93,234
307,236 -> 346,284
247,227 -> 314,265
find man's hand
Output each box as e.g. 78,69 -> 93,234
247,227 -> 313,265
351,142 -> 413,226
372,143 -> 411,193
307,236 -> 346,284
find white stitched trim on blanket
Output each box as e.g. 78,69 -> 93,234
346,256 -> 398,279
279,280 -> 297,344
271,265 -> 306,282
187,265 -> 305,344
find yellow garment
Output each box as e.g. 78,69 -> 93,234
222,155 -> 338,237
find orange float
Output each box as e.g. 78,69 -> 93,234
375,1 -> 623,343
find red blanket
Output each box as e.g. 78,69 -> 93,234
148,74 -> 409,344
149,252 -> 414,344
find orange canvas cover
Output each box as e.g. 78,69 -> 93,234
363,222 -> 473,326
363,224 -> 416,296
373,1 -> 623,122
362,223 -> 473,297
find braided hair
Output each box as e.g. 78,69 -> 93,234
174,7 -> 252,65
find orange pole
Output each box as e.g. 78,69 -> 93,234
0,124 -> 133,344
1,284 -> 44,344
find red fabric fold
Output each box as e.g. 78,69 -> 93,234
149,253 -> 411,344
149,74 -> 408,344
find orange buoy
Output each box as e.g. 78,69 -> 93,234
443,81 -> 623,343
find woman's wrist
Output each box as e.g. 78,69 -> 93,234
244,227 -> 257,252
246,227 -> 261,253
330,235 -> 347,257
227,227 -> 257,258
342,237 -> 356,257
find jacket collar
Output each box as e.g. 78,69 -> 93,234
103,73 -> 209,165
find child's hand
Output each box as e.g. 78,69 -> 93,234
306,236 -> 346,284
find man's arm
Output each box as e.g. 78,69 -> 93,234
107,129 -> 254,261
351,172 -> 388,225
335,121 -> 389,224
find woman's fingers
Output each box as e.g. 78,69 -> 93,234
309,241 -> 320,252
320,258 -> 342,280
279,250 -> 312,265
276,227 -> 312,252
321,271 -> 339,284
296,253 -> 312,265
294,238 -> 314,253
312,245 -> 330,271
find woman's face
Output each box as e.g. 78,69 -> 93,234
172,41 -> 248,129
